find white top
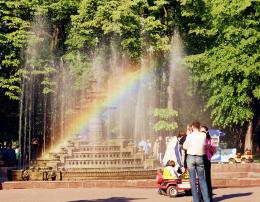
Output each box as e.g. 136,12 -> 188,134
163,136 -> 180,166
183,131 -> 206,156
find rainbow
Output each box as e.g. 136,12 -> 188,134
43,65 -> 155,157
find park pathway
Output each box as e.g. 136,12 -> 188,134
0,187 -> 260,202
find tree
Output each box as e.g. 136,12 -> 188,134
43,0 -> 80,54
183,0 -> 260,152
0,0 -> 37,144
66,0 -> 175,60
0,0 -> 35,100
153,108 -> 178,134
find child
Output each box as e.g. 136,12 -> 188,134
163,160 -> 180,180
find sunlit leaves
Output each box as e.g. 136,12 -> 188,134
0,0 -> 34,99
64,51 -> 93,91
0,76 -> 21,100
253,86 -> 260,99
153,121 -> 178,132
153,108 -> 178,132
185,0 -> 260,128
67,0 -> 172,59
153,108 -> 178,119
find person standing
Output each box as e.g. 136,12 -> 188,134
178,131 -> 187,169
158,135 -> 166,164
5,142 -> 16,166
162,135 -> 184,170
153,138 -> 159,160
183,121 -> 210,202
201,126 -> 216,202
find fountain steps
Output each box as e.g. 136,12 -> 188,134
7,169 -> 157,181
2,163 -> 260,189
6,169 -> 260,181
211,163 -> 260,173
212,171 -> 260,179
3,164 -> 260,181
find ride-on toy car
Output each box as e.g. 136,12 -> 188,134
156,170 -> 191,197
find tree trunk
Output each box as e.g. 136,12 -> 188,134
244,120 -> 253,153
51,23 -> 59,51
167,85 -> 173,109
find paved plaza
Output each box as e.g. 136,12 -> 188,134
0,187 -> 260,202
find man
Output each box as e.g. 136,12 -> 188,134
183,121 -> 210,202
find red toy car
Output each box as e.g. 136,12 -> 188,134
156,170 -> 191,197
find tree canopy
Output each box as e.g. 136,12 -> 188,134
0,0 -> 259,153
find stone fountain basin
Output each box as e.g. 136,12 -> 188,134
8,169 -> 157,181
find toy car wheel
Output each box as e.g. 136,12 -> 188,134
229,158 -> 236,164
158,189 -> 166,195
185,189 -> 192,196
167,186 -> 178,197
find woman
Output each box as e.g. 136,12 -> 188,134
200,126 -> 216,202
178,131 -> 187,169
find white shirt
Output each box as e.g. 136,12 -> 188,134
183,131 -> 206,156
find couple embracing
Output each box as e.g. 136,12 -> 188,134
184,121 -> 216,202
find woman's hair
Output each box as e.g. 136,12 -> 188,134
201,125 -> 211,139
201,125 -> 208,132
168,160 -> 175,167
178,131 -> 186,137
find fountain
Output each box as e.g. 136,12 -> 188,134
9,15 -> 191,182
11,77 -> 157,181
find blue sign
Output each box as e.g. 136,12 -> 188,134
211,148 -> 221,162
211,148 -> 237,163
208,129 -> 225,136
220,148 -> 237,163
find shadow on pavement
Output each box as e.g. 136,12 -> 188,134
67,197 -> 147,202
213,192 -> 252,201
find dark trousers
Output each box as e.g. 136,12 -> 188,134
203,155 -> 213,202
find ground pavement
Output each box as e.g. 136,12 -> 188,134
0,187 -> 259,202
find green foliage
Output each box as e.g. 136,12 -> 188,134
142,16 -> 170,54
0,0 -> 34,100
0,0 -> 259,146
184,0 -> 260,127
153,121 -> 178,132
64,51 -> 93,91
153,108 -> 178,132
0,74 -> 21,100
66,0 -> 173,59
45,0 -> 80,21
112,0 -> 147,58
66,0 -> 109,50
153,108 -> 178,120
